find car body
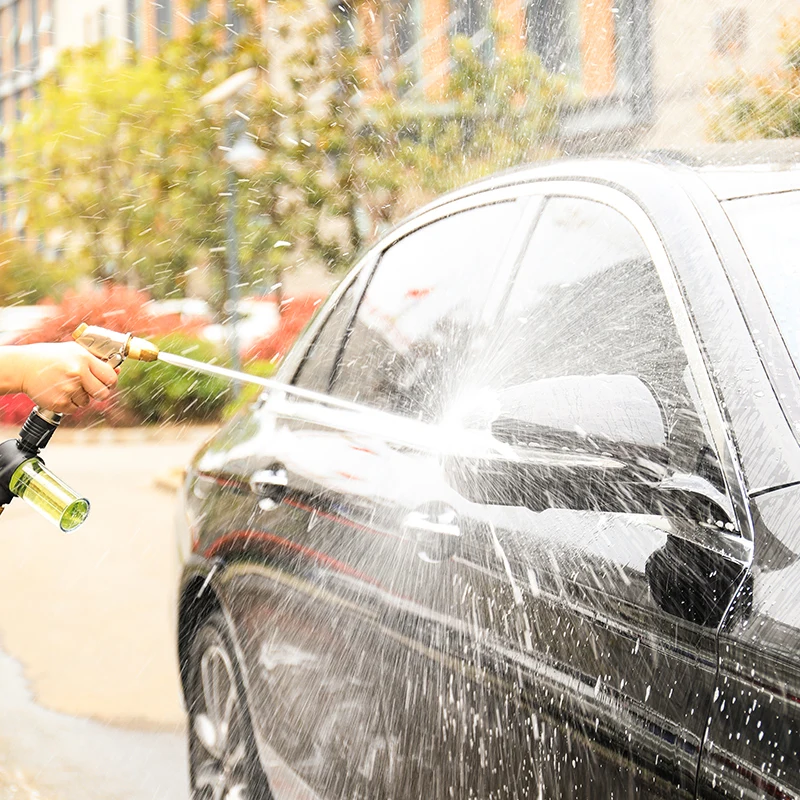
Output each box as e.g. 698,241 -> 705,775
176,155 -> 800,799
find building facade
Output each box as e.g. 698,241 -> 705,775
0,0 -> 798,231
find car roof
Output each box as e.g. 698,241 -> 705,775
667,139 -> 800,200
406,139 -> 800,218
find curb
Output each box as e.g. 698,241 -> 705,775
154,466 -> 188,493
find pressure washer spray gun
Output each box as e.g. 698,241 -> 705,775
0,326 -> 160,533
0,321 -> 302,533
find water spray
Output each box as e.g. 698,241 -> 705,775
0,321 -> 513,535
71,324 -> 515,458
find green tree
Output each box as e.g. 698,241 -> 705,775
10,45 -> 194,293
9,5 -> 566,307
707,16 -> 800,141
0,232 -> 76,304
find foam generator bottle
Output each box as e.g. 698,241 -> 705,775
0,408 -> 89,532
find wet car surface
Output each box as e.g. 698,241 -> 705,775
176,156 -> 800,798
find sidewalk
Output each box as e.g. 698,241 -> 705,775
0,426 -> 214,730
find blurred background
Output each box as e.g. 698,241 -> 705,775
0,0 -> 798,797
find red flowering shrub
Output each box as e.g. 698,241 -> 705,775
0,285 -> 209,427
245,295 -> 325,364
15,285 -> 191,346
0,392 -> 35,427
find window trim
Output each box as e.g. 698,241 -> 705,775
288,263 -> 369,394
276,254 -> 374,386
279,178 -> 751,563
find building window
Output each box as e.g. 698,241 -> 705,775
12,2 -> 20,69
386,0 -> 417,59
0,8 -> 5,76
451,0 -> 484,40
191,1 -> 208,23
31,0 -> 39,63
610,0 -> 652,119
98,7 -> 108,41
0,140 -> 6,232
526,0 -> 580,76
157,0 -> 172,38
333,0 -> 356,49
713,8 -> 747,57
379,0 -> 420,87
228,2 -> 245,36
127,0 -> 140,47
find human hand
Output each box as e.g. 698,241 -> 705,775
15,342 -> 120,414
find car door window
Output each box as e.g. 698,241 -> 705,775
331,201 -> 523,420
293,278 -> 361,394
487,195 -> 723,490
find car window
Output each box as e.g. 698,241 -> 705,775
482,196 -> 723,489
330,201 -> 524,420
293,279 -> 361,394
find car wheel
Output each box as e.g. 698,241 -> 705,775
187,612 -> 272,800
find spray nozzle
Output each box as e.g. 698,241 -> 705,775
72,324 -> 159,366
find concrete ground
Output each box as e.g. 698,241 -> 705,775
0,424 -> 216,799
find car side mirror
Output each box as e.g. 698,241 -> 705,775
446,375 -> 737,532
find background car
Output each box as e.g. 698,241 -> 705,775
175,154 -> 800,799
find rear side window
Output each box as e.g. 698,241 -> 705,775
293,280 -> 361,394
331,201 -> 523,420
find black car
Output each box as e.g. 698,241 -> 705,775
176,155 -> 800,799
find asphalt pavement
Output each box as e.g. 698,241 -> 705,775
0,424 -> 215,799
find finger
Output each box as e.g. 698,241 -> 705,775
81,364 -> 114,400
70,388 -> 91,408
86,356 -> 119,389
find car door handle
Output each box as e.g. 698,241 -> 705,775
250,464 -> 288,510
402,503 -> 461,563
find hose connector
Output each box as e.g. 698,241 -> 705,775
72,324 -> 159,365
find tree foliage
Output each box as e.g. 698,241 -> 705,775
7,4 -> 566,306
707,16 -> 800,141
0,232 -> 71,303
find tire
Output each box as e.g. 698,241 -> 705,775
187,612 -> 273,800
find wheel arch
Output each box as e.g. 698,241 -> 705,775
178,576 -> 222,700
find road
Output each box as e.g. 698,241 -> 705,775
0,424 -> 215,800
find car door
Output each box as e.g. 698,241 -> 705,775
187,268 -> 371,785
304,194 -> 541,800
204,194 -> 533,799
453,192 -> 750,797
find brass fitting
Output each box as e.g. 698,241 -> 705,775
72,324 -> 159,366
126,335 -> 160,362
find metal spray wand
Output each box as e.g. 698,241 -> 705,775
72,324 -> 515,460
